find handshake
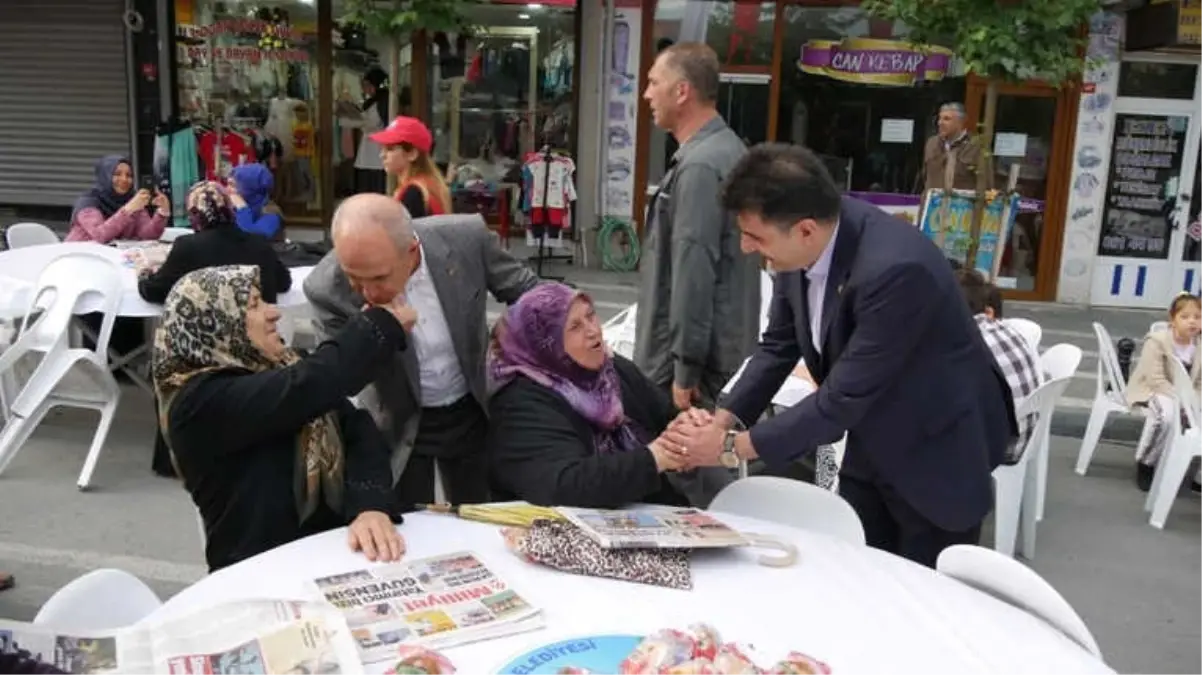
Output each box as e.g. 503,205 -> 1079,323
648,407 -> 731,472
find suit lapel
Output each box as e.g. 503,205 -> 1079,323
817,210 -> 860,354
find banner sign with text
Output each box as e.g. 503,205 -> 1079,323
798,38 -> 952,86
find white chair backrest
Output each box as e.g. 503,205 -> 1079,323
16,252 -> 125,358
5,222 -> 60,249
1149,320 -> 1169,334
709,475 -> 866,545
603,303 -> 637,359
1091,322 -> 1127,401
1040,344 -> 1083,381
936,545 -> 1100,657
759,269 -> 774,336
1168,356 -> 1200,431
1014,375 -> 1075,461
34,569 -> 163,631
1003,317 -> 1042,351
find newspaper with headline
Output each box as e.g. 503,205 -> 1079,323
0,599 -> 361,674
312,550 -> 544,664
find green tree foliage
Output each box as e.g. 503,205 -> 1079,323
862,0 -> 1102,271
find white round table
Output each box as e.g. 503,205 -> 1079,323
0,242 -> 312,318
152,512 -> 1112,674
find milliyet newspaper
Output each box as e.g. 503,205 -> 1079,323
0,599 -> 360,674
556,507 -> 751,549
312,550 -> 544,664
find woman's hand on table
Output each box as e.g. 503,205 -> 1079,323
348,511 -> 406,563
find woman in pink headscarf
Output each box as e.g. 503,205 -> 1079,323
486,283 -> 732,508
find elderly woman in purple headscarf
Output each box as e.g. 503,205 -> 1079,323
487,283 -> 733,508
229,163 -> 284,239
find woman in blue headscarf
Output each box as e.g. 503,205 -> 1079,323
228,163 -> 283,239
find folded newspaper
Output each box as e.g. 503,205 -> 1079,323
0,599 -> 361,674
555,507 -> 799,567
311,551 -> 544,665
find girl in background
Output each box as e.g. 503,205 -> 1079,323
1127,292 -> 1202,492
370,116 -> 451,218
229,163 -> 284,239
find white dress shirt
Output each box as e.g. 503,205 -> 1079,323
804,222 -> 840,355
402,241 -> 470,407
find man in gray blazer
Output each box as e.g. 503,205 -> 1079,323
303,194 -> 539,506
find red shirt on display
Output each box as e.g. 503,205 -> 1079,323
198,130 -> 251,181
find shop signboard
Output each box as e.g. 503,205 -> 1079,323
917,189 -> 1021,279
1096,113 -> 1189,259
797,38 -> 952,86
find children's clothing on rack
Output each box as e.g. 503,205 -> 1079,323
197,126 -> 252,181
521,151 -> 576,228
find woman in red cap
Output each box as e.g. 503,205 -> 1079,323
369,116 -> 451,217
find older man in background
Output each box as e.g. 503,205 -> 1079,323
304,194 -> 538,506
921,102 -> 981,192
636,42 -> 761,410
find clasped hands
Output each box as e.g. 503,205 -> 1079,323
648,407 -> 730,472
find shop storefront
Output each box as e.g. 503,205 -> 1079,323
1057,4 -> 1202,308
170,0 -> 581,233
622,0 -> 1082,300
0,0 -> 135,209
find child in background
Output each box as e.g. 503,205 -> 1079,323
370,116 -> 451,218
1126,292 -> 1202,492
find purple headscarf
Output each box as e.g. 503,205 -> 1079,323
490,283 -> 643,454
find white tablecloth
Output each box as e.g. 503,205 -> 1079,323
151,512 -> 1111,674
0,242 -> 312,318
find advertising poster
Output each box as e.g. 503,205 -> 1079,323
602,9 -> 641,219
917,189 -> 1020,278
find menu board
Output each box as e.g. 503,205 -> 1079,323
1096,113 -> 1189,258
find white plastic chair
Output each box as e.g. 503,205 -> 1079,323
1003,317 -> 1042,351
0,252 -> 124,489
1033,344 -> 1082,521
4,222 -> 59,249
34,569 -> 163,631
936,545 -> 1101,657
1145,357 -> 1201,529
602,302 -> 637,359
992,375 -> 1073,559
709,475 -> 866,545
1076,322 -> 1143,476
1149,320 -> 1169,334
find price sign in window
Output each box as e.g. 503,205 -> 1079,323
1096,114 -> 1190,259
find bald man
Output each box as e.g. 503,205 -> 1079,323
304,195 -> 539,506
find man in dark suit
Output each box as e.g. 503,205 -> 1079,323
668,143 -> 1017,567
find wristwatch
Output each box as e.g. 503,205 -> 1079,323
719,430 -> 740,469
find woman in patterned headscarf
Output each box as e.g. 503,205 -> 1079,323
153,265 -> 411,571
486,283 -> 732,508
137,181 -> 291,305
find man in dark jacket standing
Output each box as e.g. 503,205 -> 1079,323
635,42 -> 761,410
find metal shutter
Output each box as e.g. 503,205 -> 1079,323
0,0 -> 132,207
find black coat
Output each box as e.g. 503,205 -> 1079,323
138,227 -> 292,304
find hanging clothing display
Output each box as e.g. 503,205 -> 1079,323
521,150 -> 576,227
197,127 -> 252,181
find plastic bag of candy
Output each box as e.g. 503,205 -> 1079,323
384,645 -> 456,674
618,624 -> 726,674
765,652 -> 832,674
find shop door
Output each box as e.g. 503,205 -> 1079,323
1090,60 -> 1202,308
718,72 -> 771,146
967,79 -> 1077,299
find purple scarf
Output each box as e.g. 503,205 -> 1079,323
490,283 -> 643,454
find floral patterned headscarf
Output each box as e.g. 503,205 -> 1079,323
152,265 -> 344,520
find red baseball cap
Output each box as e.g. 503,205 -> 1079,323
370,116 -> 433,153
